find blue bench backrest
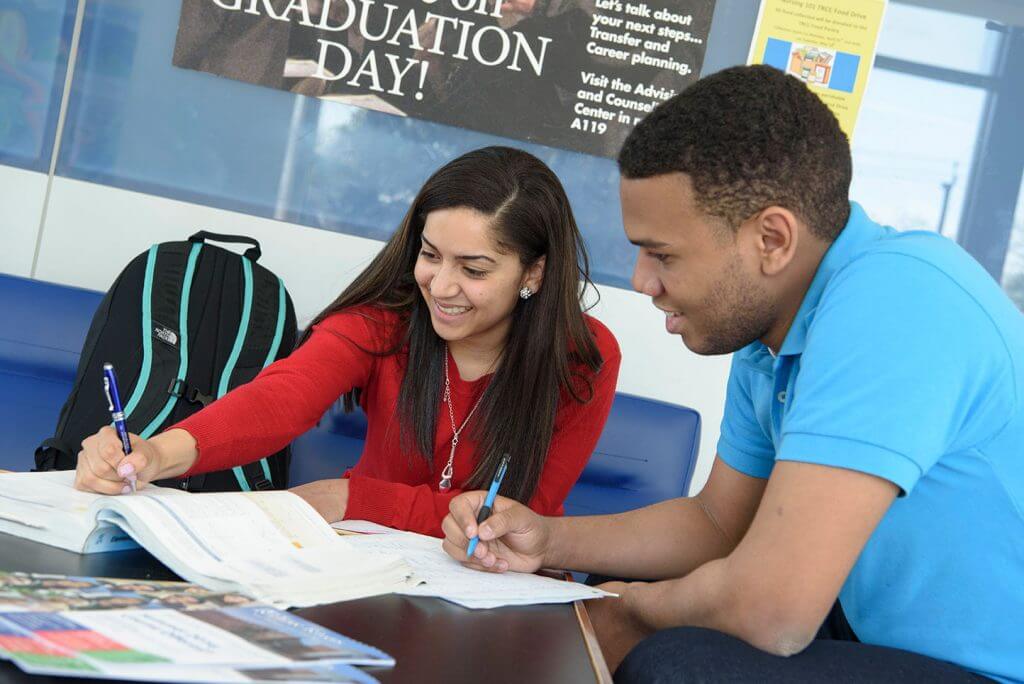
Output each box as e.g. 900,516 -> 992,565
0,275 -> 103,470
565,393 -> 700,514
0,273 -> 701,514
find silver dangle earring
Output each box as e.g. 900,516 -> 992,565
519,286 -> 533,300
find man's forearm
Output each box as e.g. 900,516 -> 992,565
627,555 -> 815,657
544,496 -> 737,579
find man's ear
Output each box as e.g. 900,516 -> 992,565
523,255 -> 546,294
749,207 -> 799,277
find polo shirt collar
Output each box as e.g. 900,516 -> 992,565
775,202 -> 881,358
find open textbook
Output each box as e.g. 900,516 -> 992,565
0,472 -> 413,608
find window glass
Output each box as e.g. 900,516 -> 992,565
1002,181 -> 1024,312
875,3 -> 1001,75
850,69 -> 986,239
0,0 -> 78,171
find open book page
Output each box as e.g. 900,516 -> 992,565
0,473 -> 413,608
95,491 -> 414,608
0,471 -> 183,553
343,531 -> 614,609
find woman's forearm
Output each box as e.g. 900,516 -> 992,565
150,429 -> 200,479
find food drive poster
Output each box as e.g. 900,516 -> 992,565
747,0 -> 887,140
173,0 -> 715,159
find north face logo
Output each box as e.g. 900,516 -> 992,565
153,323 -> 178,347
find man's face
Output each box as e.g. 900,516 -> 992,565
621,173 -> 777,355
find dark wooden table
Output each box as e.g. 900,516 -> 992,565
0,532 -> 611,683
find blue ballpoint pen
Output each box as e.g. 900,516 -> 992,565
466,453 -> 510,559
102,363 -> 135,494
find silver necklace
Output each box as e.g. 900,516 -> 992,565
439,348 -> 485,491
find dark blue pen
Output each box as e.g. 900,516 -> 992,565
102,362 -> 135,494
466,453 -> 510,559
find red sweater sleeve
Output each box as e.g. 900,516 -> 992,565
343,319 -> 622,537
178,309 -> 387,476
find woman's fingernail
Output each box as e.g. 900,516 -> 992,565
117,463 -> 135,478
121,485 -> 131,495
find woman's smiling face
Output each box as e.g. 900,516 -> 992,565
414,207 -> 541,351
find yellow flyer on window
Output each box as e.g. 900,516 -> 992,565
747,0 -> 887,140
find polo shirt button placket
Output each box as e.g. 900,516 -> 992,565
770,356 -> 794,441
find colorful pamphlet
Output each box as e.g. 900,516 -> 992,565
0,572 -> 389,683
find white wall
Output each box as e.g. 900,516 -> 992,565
0,166 -> 49,278
18,175 -> 731,492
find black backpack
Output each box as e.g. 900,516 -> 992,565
34,231 -> 297,492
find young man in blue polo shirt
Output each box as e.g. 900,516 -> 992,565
440,64 -> 1023,683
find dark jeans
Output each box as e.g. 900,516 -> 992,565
614,602 -> 990,683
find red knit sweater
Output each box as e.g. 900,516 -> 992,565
176,306 -> 621,537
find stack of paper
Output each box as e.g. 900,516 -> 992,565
339,527 -> 615,609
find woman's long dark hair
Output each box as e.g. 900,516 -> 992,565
301,146 -> 604,503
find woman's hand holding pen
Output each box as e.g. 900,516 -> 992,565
74,427 -> 197,494
75,426 -> 160,494
442,492 -> 551,573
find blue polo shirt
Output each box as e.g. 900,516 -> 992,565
717,203 -> 1024,683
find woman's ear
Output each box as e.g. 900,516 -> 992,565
523,255 -> 546,294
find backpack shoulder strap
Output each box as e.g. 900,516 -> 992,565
222,259 -> 288,491
122,241 -> 204,438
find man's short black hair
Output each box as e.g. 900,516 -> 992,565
618,65 -> 852,242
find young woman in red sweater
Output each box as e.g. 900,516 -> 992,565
73,146 -> 621,537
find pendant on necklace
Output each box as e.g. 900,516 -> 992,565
439,444 -> 455,491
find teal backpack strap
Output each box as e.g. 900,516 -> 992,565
121,246 -> 158,421
122,242 -> 203,438
250,276 -> 288,486
223,257 -> 257,491
139,243 -> 203,438
222,258 -> 285,491
227,267 -> 288,491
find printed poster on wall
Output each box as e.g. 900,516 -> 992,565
173,0 -> 716,159
747,0 -> 887,140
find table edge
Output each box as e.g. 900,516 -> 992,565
574,599 -> 613,683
